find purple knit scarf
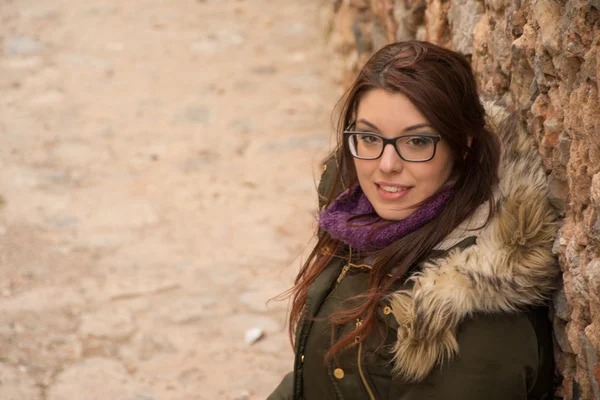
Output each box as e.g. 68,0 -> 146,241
318,184 -> 453,252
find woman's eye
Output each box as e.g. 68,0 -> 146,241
360,134 -> 380,144
406,137 -> 431,147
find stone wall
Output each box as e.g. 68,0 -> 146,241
320,0 -> 600,398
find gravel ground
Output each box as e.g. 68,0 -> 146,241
0,0 -> 339,398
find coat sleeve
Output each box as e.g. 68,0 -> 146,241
266,371 -> 294,400
391,312 -> 542,400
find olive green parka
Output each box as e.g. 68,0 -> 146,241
268,104 -> 560,400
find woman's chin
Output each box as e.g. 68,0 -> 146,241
374,207 -> 414,221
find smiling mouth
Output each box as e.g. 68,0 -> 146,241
376,184 -> 413,193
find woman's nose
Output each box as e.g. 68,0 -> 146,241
378,143 -> 403,173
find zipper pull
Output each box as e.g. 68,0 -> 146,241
355,318 -> 362,342
337,264 -> 351,283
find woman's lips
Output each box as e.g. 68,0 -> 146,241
375,183 -> 412,200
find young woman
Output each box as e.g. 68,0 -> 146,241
269,41 -> 559,400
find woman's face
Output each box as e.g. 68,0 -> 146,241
351,89 -> 455,221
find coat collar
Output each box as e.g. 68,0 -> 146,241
389,102 -> 560,382
432,195 -> 491,251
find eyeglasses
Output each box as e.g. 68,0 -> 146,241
343,129 -> 441,162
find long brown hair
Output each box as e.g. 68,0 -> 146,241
288,41 -> 501,358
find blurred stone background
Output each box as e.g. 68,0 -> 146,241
321,0 -> 599,398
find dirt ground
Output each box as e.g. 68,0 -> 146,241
0,0 -> 340,398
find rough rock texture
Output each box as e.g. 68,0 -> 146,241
322,0 -> 600,398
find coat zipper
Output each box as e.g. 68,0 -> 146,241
355,319 -> 376,400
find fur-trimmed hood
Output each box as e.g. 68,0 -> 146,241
389,103 -> 560,382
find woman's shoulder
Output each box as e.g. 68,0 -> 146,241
317,152 -> 344,210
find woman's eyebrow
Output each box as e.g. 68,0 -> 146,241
356,118 -> 433,133
356,119 -> 381,132
403,123 -> 433,133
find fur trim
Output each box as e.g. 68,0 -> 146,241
389,102 -> 560,382
432,198 -> 490,251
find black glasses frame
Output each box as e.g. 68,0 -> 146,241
343,130 -> 442,162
